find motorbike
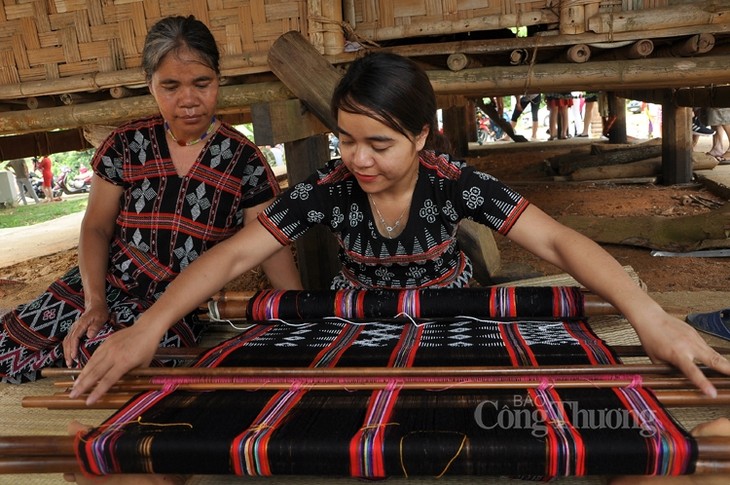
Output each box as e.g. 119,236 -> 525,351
56,166 -> 92,195
28,171 -> 62,199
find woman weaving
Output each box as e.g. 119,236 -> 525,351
0,16 -> 301,385
69,52 -> 730,408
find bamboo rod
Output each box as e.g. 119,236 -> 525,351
47,376 -> 730,393
150,344 -> 730,361
44,363 -> 696,379
0,456 -> 80,474
22,389 -> 730,411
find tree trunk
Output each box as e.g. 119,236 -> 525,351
557,140 -> 662,175
558,203 -> 730,252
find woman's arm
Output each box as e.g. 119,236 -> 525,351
68,219 -> 285,404
507,204 -> 730,396
244,200 -> 303,290
62,175 -> 122,366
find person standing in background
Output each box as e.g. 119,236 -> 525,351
37,155 -> 54,201
509,93 -> 542,140
578,92 -> 599,138
5,158 -> 40,205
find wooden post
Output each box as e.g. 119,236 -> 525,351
661,104 -> 693,185
441,104 -> 469,158
283,135 -> 341,289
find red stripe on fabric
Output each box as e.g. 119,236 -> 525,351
499,323 -> 539,367
564,321 -> 620,366
508,287 -> 517,318
257,212 -> 293,246
193,325 -> 274,368
498,198 -> 530,235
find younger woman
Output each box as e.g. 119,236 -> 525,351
69,52 -> 729,405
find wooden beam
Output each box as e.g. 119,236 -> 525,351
251,99 -> 330,146
426,55 -> 730,97
267,31 -> 342,133
0,129 -> 91,160
0,82 -> 293,136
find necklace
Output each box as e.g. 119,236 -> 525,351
368,193 -> 408,239
165,116 -> 217,146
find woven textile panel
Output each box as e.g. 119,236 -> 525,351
75,318 -> 695,478
0,0 -> 307,85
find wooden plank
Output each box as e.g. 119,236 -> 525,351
267,30 -> 341,132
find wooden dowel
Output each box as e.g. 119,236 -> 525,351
45,363 -> 692,379
22,394 -> 130,409
0,436 -> 728,475
0,456 -> 80,474
152,345 -> 730,361
45,378 -> 730,394
0,436 -> 75,456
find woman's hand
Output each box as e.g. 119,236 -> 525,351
63,303 -> 110,368
68,323 -> 160,405
632,311 -> 730,397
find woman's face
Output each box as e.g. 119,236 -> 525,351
337,109 -> 428,196
148,47 -> 219,143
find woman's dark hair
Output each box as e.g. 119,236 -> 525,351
332,52 -> 446,151
142,15 -> 220,81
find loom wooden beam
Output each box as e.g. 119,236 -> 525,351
198,289 -> 620,320
21,389 -> 730,410
151,344 -> 730,362
39,363 -> 726,379
1,436 -> 729,475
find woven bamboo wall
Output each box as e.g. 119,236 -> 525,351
0,0 -> 311,86
349,0 -> 670,41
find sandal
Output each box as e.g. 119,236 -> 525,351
706,152 -> 726,163
686,309 -> 730,341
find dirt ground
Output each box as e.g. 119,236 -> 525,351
1,139 -> 728,311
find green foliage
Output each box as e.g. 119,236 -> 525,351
49,149 -> 95,178
0,195 -> 88,228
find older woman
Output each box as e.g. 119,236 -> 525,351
0,15 -> 301,384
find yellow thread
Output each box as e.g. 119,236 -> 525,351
399,431 -> 468,478
77,416 -> 193,443
247,424 -> 275,432
360,422 -> 400,431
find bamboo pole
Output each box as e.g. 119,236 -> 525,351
40,363 -> 723,379
3,52 -> 730,136
560,1 -> 586,35
588,3 -> 730,34
0,82 -> 293,136
151,344 -> 730,362
47,376 -> 730,393
425,55 -> 730,97
21,389 -> 730,410
653,33 -> 716,57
